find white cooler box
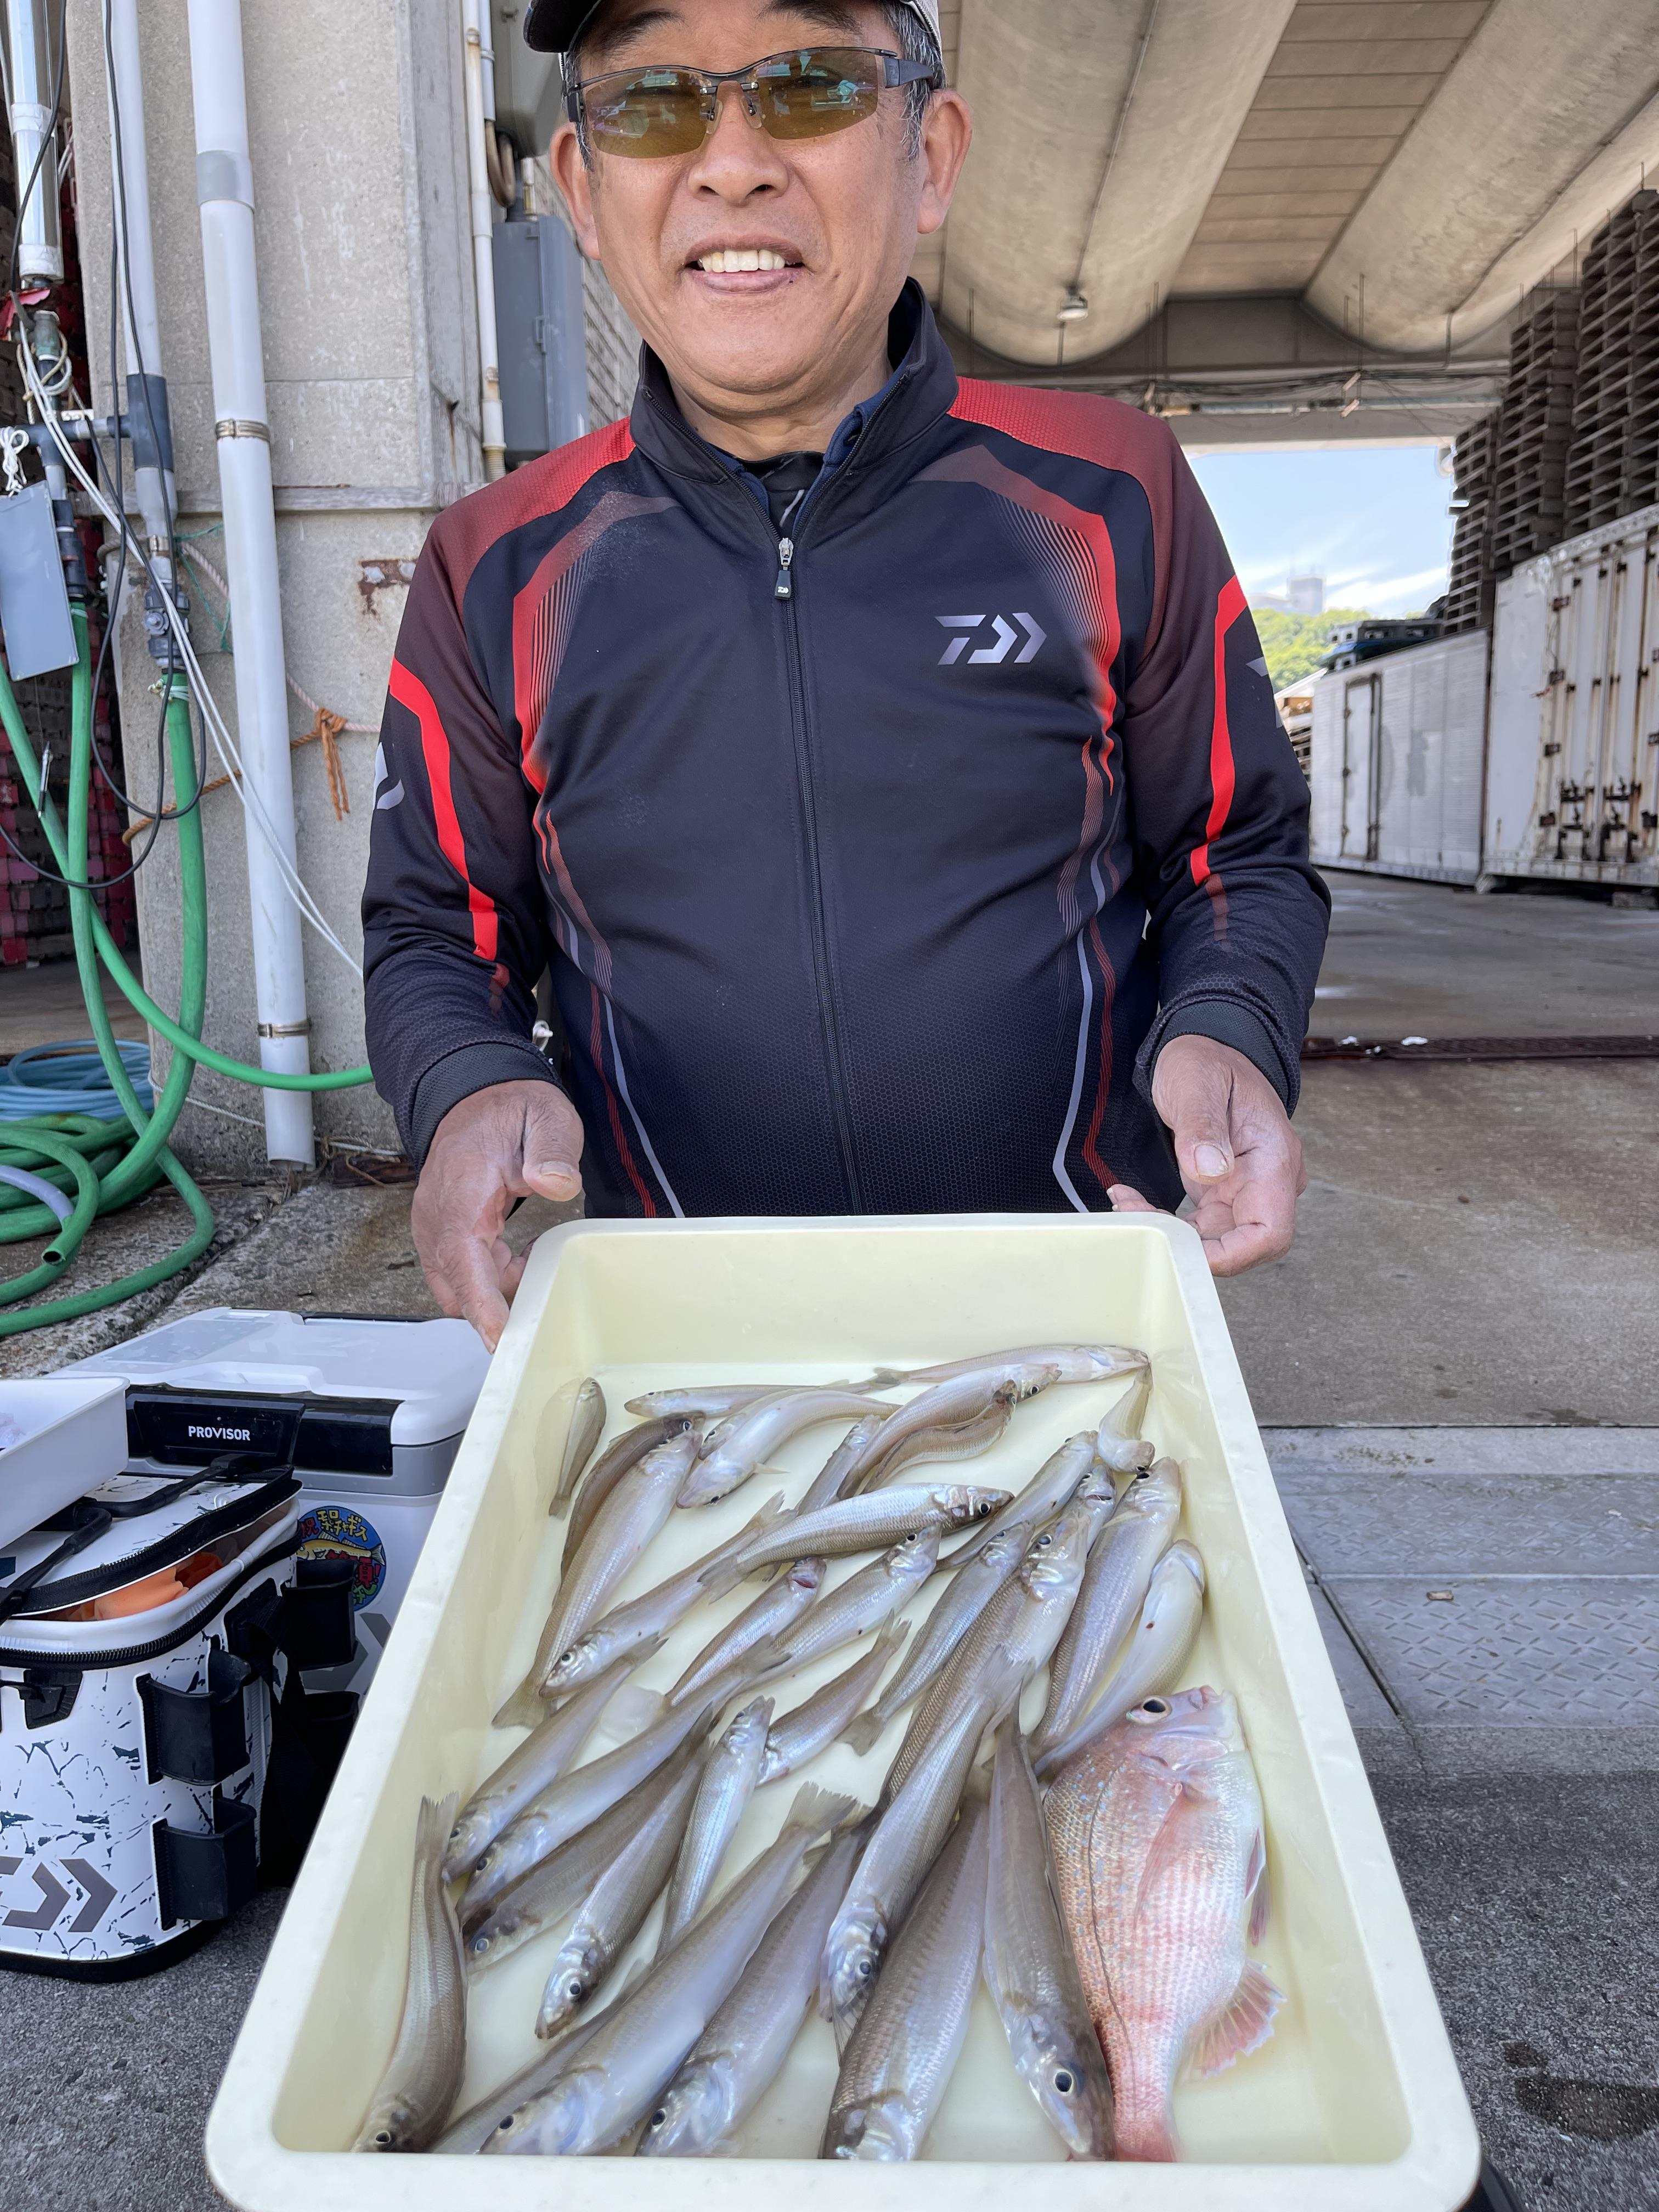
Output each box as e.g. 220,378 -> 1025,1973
68,1311 -> 491,1697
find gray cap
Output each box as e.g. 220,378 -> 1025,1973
524,1 -> 941,55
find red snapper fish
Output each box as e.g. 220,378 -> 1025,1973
1043,1685 -> 1282,2161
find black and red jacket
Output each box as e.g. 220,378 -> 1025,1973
363,285 -> 1328,1216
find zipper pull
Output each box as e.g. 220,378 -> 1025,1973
774,537 -> 794,601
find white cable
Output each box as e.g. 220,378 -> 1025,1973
18,340 -> 364,975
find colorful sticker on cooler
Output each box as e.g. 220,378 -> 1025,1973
296,1505 -> 387,1610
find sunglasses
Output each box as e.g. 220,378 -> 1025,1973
567,45 -> 938,159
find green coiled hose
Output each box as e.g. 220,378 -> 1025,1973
0,606 -> 375,1334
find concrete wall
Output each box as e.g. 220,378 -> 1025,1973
63,0 -> 640,1172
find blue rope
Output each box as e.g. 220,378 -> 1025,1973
0,1039 -> 155,1121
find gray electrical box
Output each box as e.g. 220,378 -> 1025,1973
494,216 -> 591,466
0,483 -> 76,678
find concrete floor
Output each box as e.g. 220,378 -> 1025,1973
0,955 -> 146,1049
3,870 -> 1658,2207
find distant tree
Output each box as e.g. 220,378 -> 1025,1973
1252,607 -> 1372,691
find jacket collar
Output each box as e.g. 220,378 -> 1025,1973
629,279 -> 960,496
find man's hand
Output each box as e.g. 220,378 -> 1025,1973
1108,1035 -> 1306,1277
411,1080 -> 585,1350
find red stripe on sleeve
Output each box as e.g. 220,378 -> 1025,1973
388,657 -> 500,963
1190,574 -> 1248,889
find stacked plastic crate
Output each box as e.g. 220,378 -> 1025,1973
1562,190 -> 1659,540
1441,413 -> 1497,634
1486,287 -> 1581,577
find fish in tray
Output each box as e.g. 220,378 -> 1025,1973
639,1824 -> 865,2156
882,1503 -> 1092,1804
857,1383 -> 1024,1490
1094,1366 -> 1155,1475
770,1528 -> 938,1674
541,1498 -> 785,1695
1033,1539 -> 1206,1780
943,1429 -> 1097,1568
352,1794 -> 465,2153
840,1526 -> 1025,1756
857,1342 -> 1148,1390
535,1745 -> 708,2036
983,1717 -> 1115,2159
563,1414 -> 692,1572
444,1644 -> 657,1882
820,1691 -> 1000,2047
829,1367 -> 1061,1495
463,1746 -> 701,1973
669,1556 -> 827,1707
796,1410 -> 896,1515
484,1782 -> 859,2155
655,1699 -> 774,1956
1045,1686 -> 1281,2162
550,1378 -> 607,1515
1031,1455 -> 1183,1764
820,1792 -> 991,2160
678,1389 -> 896,1509
758,1617 -> 909,1784
729,1483 -> 1012,1575
434,1959 -> 651,2154
496,1429 -> 702,1727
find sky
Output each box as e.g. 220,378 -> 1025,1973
1188,444 -> 1455,617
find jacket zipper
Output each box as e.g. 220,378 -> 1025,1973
773,524 -> 864,1210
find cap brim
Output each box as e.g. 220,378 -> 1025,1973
523,1 -> 596,52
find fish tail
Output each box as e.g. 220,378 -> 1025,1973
784,1782 -> 860,1841
839,1707 -> 886,1757
492,1671 -> 548,1731
417,1791 -> 460,1870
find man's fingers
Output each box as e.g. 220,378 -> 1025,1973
1107,1182 -> 1158,1214
1166,1069 -> 1236,1186
515,1088 -> 586,1203
438,1232 -> 511,1352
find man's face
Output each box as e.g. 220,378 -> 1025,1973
551,0 -> 968,430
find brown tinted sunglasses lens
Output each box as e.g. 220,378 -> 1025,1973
752,49 -> 883,139
585,50 -> 884,157
585,70 -> 712,157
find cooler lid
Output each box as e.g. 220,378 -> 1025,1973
65,1310 -> 490,1446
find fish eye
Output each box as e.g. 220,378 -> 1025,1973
1142,1697 -> 1169,1714
856,1959 -> 874,1979
496,2115 -> 516,2135
975,1500 -> 995,1518
567,1978 -> 585,1999
650,2109 -> 668,2129
1053,2070 -> 1074,2095
373,2128 -> 394,2146
470,1933 -> 491,1954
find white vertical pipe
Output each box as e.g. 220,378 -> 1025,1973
185,0 -> 315,1167
461,0 -> 507,481
4,0 -> 64,281
103,0 -> 176,545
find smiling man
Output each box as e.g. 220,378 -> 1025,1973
362,0 -> 1330,1347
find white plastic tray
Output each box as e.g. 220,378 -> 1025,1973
0,1375 -> 131,1551
207,1214 -> 1481,2209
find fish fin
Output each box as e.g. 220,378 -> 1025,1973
417,1791 -> 460,1870
596,1683 -> 665,1742
784,1782 -> 859,1840
492,1672 -> 545,1731
1246,1831 -> 1271,1945
1186,1960 -> 1284,2079
839,1708 -> 885,1757
696,1558 -> 749,1605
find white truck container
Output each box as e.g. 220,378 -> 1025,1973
1484,503 -> 1659,889
1308,632 -> 1488,885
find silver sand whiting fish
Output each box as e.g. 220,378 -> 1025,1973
821,1793 -> 991,2161
859,1384 -> 1022,1490
771,1528 -> 938,1675
859,1343 -> 1148,1391
445,1643 -> 658,1882
542,1497 -> 785,1695
433,1959 -> 651,2154
1031,1454 -> 1182,1763
535,1745 -> 708,2037
730,1483 -> 1012,1576
563,1414 -> 692,1573
758,1617 -> 909,1784
1034,1539 -> 1206,1780
550,1378 -> 606,1515
669,1555 -> 827,1707
943,1429 -> 1097,1568
840,1527 -> 1025,1757
352,1793 -> 465,2152
796,1409 -> 898,1515
639,1825 -> 864,2157
654,1697 -> 774,1956
486,1782 -> 857,2157
496,1428 -> 702,1727
983,1717 -> 1115,2159
831,1367 -> 1061,1496
678,1388 -> 896,1509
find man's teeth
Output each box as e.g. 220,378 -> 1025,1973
696,248 -> 793,273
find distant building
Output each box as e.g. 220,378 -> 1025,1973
1274,675 -> 1319,781
1251,573 -> 1326,616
